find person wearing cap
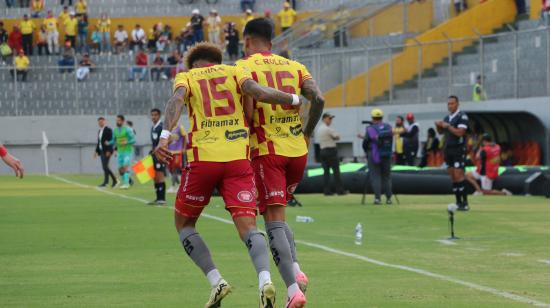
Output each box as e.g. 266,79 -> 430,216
64,11 -> 78,50
240,0 -> 256,12
473,75 -> 487,102
94,117 -> 117,188
317,113 -> 346,195
466,134 -> 511,196
206,9 -> 222,46
400,112 -> 420,166
224,22 -> 239,60
241,9 -> 254,33
20,14 -> 35,56
358,108 -> 393,205
43,10 -> 59,54
10,49 -> 29,82
277,2 -> 297,33
190,9 -> 205,44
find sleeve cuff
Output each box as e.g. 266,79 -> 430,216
458,124 -> 468,129
238,77 -> 252,88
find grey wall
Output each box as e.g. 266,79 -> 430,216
1,96 -> 549,175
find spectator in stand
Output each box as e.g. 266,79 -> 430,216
419,128 -> 440,167
224,22 -> 239,60
20,0 -> 31,6
97,13 -> 111,55
454,0 -> 467,14
0,22 -> 7,44
241,9 -> 254,33
206,9 -> 222,46
30,0 -> 44,18
264,10 -> 276,37
147,23 -> 160,52
130,24 -> 146,53
0,22 -> 9,65
128,47 -> 148,81
113,24 -> 128,54
64,12 -> 78,50
59,6 -> 69,23
10,49 -> 29,82
466,134 -> 512,196
473,75 -> 487,101
77,14 -> 88,54
151,51 -> 166,81
240,0 -> 255,12
43,10 -> 59,54
8,26 -> 23,55
76,53 -> 94,81
542,0 -> 550,25
36,24 -> 48,55
165,49 -> 179,78
175,54 -> 185,74
190,9 -> 205,43
176,24 -> 193,53
400,112 -> 420,166
60,0 -> 73,5
75,0 -> 87,17
90,25 -> 101,53
58,41 -> 75,73
156,25 -> 171,53
20,15 -> 35,56
392,116 -> 406,165
277,1 -> 297,33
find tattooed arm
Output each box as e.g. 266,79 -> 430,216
153,86 -> 187,163
241,79 -> 298,105
301,79 -> 325,139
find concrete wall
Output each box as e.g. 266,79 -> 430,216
1,96 -> 549,175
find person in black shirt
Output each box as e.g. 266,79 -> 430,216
225,22 -> 239,61
401,112 -> 420,166
190,9 -> 205,44
95,117 -> 117,187
436,95 -> 470,211
149,108 -> 166,205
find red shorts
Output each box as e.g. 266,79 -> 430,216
175,160 -> 257,219
168,153 -> 184,173
252,154 -> 307,214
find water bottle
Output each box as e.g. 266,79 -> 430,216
296,216 -> 315,223
355,223 -> 363,245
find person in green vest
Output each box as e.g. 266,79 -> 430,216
110,114 -> 136,189
473,75 -> 487,102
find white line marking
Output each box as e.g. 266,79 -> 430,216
500,252 -> 525,257
436,239 -> 457,246
48,175 -> 550,308
538,260 -> 550,265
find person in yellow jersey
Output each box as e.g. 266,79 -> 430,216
43,10 -> 59,54
75,0 -> 87,17
97,13 -> 111,54
30,0 -> 44,18
58,6 -> 70,23
236,18 -> 326,308
64,12 -> 78,50
20,14 -> 35,56
10,49 -> 30,82
277,1 -> 297,33
153,42 -> 304,308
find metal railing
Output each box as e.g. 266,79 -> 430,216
294,25 -> 550,106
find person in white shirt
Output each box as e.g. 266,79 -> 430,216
113,24 -> 128,54
206,9 -> 222,46
316,113 -> 346,195
130,24 -> 146,52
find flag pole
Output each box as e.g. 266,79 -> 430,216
41,131 -> 49,176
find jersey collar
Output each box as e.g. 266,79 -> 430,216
448,109 -> 461,121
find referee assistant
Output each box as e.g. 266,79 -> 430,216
149,108 -> 166,205
436,95 -> 470,211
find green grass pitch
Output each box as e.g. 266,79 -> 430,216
1,175 -> 549,307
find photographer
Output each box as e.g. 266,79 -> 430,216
358,109 -> 394,205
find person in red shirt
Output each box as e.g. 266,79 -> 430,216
8,25 -> 23,52
0,144 -> 24,178
466,134 -> 511,196
127,47 -> 148,81
542,0 -> 550,25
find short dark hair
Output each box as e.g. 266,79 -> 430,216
127,120 -> 133,127
482,133 -> 493,142
448,95 -> 459,103
97,116 -> 105,121
116,114 -> 125,121
243,18 -> 274,42
151,108 -> 161,115
186,42 -> 223,69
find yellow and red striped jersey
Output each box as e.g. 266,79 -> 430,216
235,52 -> 312,158
173,64 -> 252,163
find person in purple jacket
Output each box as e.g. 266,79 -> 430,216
358,108 -> 394,205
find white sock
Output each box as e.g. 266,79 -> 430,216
287,282 -> 300,298
293,262 -> 302,275
258,270 -> 271,289
206,269 -> 222,288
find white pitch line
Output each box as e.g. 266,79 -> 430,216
538,260 -> 550,265
500,252 -> 525,257
436,239 -> 457,246
49,175 -> 550,308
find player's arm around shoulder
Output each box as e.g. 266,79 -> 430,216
301,78 -> 325,139
240,78 -> 298,106
154,85 -> 188,164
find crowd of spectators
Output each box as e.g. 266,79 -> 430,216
1,0 -> 300,82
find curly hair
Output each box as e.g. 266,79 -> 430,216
185,42 -> 223,69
